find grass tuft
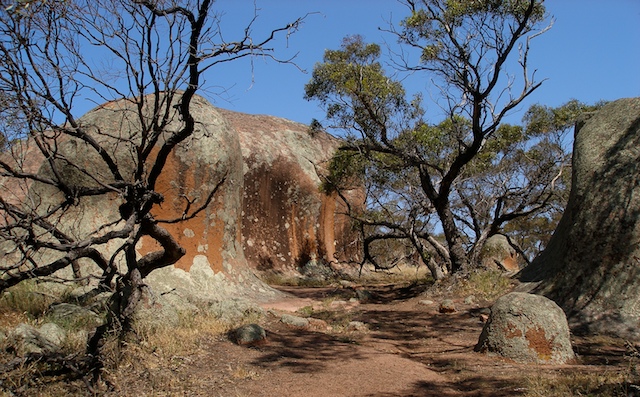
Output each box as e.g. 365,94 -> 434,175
453,270 -> 515,301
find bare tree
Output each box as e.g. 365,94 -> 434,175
0,0 -> 303,382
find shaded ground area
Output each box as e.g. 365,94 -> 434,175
2,282 -> 635,396
177,283 -> 636,397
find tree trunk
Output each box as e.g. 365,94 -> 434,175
435,201 -> 471,273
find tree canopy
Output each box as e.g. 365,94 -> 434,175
305,0 -> 600,278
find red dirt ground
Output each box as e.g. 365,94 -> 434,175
170,284 -> 634,397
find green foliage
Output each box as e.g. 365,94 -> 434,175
321,147 -> 368,193
305,0 -> 559,275
523,99 -> 606,137
401,0 -> 545,64
308,118 -> 323,137
304,35 -> 409,139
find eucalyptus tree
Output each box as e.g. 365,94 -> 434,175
306,0 -> 558,277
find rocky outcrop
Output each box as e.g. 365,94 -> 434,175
6,323 -> 67,356
220,109 -> 360,275
1,94 -> 358,303
475,292 -> 575,364
519,98 -> 640,340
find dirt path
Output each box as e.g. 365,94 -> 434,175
127,284 -> 632,397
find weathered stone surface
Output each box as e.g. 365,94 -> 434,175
439,299 -> 457,313
480,234 -> 520,272
7,323 -> 64,355
355,289 -> 373,302
130,291 -> 181,328
464,295 -> 477,305
280,314 -> 309,328
346,321 -> 368,332
519,98 -> 640,340
475,292 -> 574,364
1,94 -> 360,305
47,303 -> 103,327
221,109 -> 361,276
208,298 -> 265,323
38,323 -> 66,347
233,323 -> 267,346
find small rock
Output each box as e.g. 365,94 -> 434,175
233,324 -> 267,346
339,280 -> 355,288
38,323 -> 66,346
475,292 -> 575,364
280,314 -> 309,327
355,289 -> 373,302
439,299 -> 457,313
8,323 -> 61,355
48,303 -> 102,327
418,300 -> 435,306
329,300 -> 348,308
464,295 -> 477,305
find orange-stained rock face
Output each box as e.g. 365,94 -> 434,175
220,109 -> 361,275
1,94 -> 360,300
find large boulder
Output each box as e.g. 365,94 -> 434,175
0,94 -> 358,304
475,292 -> 575,364
519,98 -> 640,340
220,109 -> 361,275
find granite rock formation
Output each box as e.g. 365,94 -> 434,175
475,292 -> 575,364
0,94 -> 359,302
519,98 -> 640,340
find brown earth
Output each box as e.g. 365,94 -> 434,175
101,283 -> 637,397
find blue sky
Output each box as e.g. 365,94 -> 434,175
206,0 -> 640,129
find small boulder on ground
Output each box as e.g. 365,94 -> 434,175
280,314 -> 310,328
7,323 -> 65,355
48,303 -> 103,327
233,324 -> 267,346
475,292 -> 574,364
346,321 -> 368,332
439,299 -> 457,313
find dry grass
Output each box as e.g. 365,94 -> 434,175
0,302 -> 241,396
131,309 -> 232,358
450,270 -> 515,301
523,371 -> 631,397
0,281 -> 65,320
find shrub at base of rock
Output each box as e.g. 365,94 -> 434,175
475,292 -> 575,364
